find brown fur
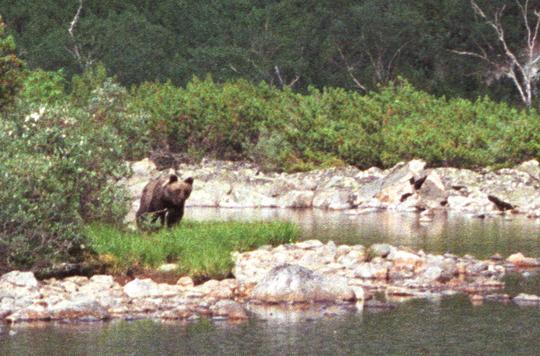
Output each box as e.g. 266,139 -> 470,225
136,174 -> 194,229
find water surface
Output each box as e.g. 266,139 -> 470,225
2,209 -> 540,355
2,297 -> 540,355
188,208 -> 540,258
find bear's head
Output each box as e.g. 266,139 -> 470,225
163,175 -> 194,206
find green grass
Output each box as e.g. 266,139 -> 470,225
85,220 -> 299,280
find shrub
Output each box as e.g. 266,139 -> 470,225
377,79 -> 540,168
18,69 -> 66,106
127,76 -> 540,171
0,82 -> 131,272
129,77 -> 276,160
0,17 -> 24,111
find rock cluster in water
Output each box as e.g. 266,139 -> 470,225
122,158 -> 540,223
1,241 -> 539,323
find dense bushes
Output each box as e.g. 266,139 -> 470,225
127,76 -> 540,171
0,68 -> 132,272
377,82 -> 540,167
0,17 -> 24,110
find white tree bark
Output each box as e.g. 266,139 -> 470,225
453,0 -> 540,107
274,65 -> 300,88
67,0 -> 90,69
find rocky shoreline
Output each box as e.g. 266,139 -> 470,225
123,158 -> 540,224
1,240 -> 539,324
3,158 -> 540,324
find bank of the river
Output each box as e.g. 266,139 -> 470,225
1,239 -> 539,324
86,221 -> 298,280
123,158 -> 540,225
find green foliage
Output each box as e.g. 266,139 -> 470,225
86,221 -> 299,279
130,77 -> 278,160
18,69 -> 66,105
0,0 -> 530,104
128,77 -> 384,171
69,64 -> 109,107
0,76 -> 132,272
127,76 -> 540,172
377,79 -> 540,167
0,16 -> 24,111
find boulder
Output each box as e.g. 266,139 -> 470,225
446,194 -> 496,214
210,300 -> 248,320
176,276 -> 194,289
312,189 -> 356,210
219,185 -> 276,208
353,263 -> 388,280
420,258 -> 458,282
250,264 -> 356,303
506,253 -> 540,267
513,293 -> 540,306
387,250 -> 423,270
123,278 -> 180,298
187,181 -> 232,207
516,160 -> 540,181
47,297 -> 110,320
374,160 -> 426,205
415,170 -> 448,209
336,248 -> 367,266
89,275 -> 115,287
368,243 -> 396,259
0,271 -> 39,289
131,158 -> 157,177
278,190 -> 315,208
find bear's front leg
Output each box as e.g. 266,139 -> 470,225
166,208 -> 183,228
151,211 -> 166,226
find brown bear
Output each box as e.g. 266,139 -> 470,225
136,174 -> 194,229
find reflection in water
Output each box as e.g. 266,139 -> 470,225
2,297 -> 540,355
187,208 -> 540,258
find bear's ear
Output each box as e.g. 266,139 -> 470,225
168,175 -> 179,184
184,177 -> 194,185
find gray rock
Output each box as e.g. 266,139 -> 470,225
336,248 -> 367,266
47,297 -> 110,320
278,190 -> 315,208
312,190 -> 356,210
375,160 -> 426,204
131,158 -> 157,177
0,271 -> 39,289
368,243 -> 396,259
210,300 -> 248,320
421,265 -> 443,282
89,275 -> 115,287
416,170 -> 448,209
250,264 -> 356,303
123,278 -> 180,298
513,293 -> 540,306
353,263 -> 388,280
516,160 -> 540,181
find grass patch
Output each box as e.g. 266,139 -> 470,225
85,220 -> 299,280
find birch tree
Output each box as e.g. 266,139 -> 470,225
453,0 -> 540,107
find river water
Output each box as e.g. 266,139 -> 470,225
2,209 -> 540,355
